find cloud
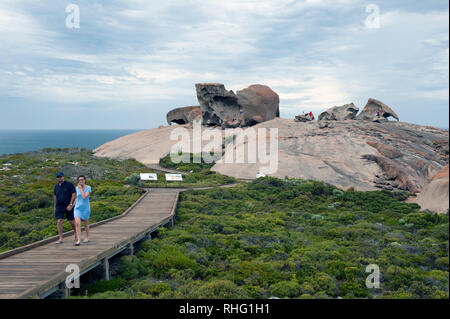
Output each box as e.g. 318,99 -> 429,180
0,0 -> 448,128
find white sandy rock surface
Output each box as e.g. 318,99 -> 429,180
94,118 -> 448,199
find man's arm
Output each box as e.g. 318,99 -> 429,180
53,195 -> 57,212
67,192 -> 76,211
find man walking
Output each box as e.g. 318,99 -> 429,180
54,172 -> 77,244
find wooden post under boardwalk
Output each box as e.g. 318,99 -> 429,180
103,258 -> 110,281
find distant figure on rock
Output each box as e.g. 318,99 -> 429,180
295,112 -> 314,122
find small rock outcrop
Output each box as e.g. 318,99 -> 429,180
357,98 -> 399,122
318,103 -> 359,121
195,83 -> 279,128
295,113 -> 314,122
167,106 -> 201,125
413,165 -> 449,214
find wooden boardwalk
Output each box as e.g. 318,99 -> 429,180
0,188 -> 180,299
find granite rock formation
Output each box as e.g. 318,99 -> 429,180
194,83 -> 279,128
357,98 -> 400,122
412,165 -> 449,214
212,119 -> 448,195
318,103 -> 359,121
94,118 -> 448,212
167,106 -> 201,125
195,83 -> 240,127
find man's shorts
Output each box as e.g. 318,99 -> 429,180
55,205 -> 74,221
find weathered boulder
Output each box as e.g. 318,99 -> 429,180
318,103 -> 359,121
413,165 -> 449,214
237,84 -> 280,126
195,83 -> 279,128
357,98 -> 399,121
295,113 -> 314,122
166,106 -> 201,125
195,83 -> 240,127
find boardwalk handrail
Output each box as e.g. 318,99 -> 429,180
0,189 -> 149,260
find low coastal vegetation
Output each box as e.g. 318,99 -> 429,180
79,177 -> 448,299
0,149 -> 235,252
0,148 -> 145,252
159,152 -> 217,173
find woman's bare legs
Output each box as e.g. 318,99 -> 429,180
74,217 -> 81,245
83,220 -> 89,242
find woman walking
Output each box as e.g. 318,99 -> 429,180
73,175 -> 91,246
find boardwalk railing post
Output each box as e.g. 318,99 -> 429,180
103,258 -> 110,281
128,243 -> 134,255
58,282 -> 70,298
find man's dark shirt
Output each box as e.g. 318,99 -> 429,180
54,181 -> 76,207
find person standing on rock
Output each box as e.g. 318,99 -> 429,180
54,172 -> 77,244
73,175 -> 92,246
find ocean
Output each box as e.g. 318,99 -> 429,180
0,129 -> 142,156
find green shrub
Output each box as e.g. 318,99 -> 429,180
132,280 -> 172,297
84,278 -> 127,295
124,173 -> 140,185
194,280 -> 248,298
159,153 -> 216,172
435,257 -> 449,271
269,281 -> 301,298
117,255 -> 148,280
89,291 -> 131,299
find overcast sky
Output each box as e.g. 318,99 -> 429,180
0,0 -> 448,129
